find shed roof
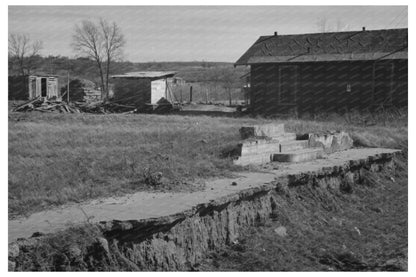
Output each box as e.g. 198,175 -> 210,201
235,28 -> 408,65
29,74 -> 59,77
110,71 -> 176,79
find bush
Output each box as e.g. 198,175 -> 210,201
61,79 -> 87,102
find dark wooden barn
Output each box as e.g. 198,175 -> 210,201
235,28 -> 408,115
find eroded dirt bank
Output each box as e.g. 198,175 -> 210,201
9,151 -> 405,271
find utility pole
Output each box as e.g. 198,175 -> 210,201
189,86 -> 193,103
67,71 -> 70,103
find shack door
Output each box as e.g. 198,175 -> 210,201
41,78 -> 47,97
373,62 -> 393,107
278,66 -> 297,104
29,77 -> 37,99
47,77 -> 58,98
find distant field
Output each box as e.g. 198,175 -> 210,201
8,109 -> 407,218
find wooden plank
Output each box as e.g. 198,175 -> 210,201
12,97 -> 41,112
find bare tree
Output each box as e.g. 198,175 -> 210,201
72,19 -> 125,100
8,33 -> 43,76
72,20 -> 106,98
100,19 -> 125,99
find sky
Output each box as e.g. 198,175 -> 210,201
8,6 -> 408,62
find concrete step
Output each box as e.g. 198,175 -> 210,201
240,123 -> 285,139
232,139 -> 278,166
232,133 -> 306,166
234,153 -> 272,166
273,132 -> 297,142
240,139 -> 280,156
271,148 -> 325,163
238,135 -> 297,156
279,140 -> 309,152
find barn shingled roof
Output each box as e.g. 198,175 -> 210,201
235,28 -> 408,65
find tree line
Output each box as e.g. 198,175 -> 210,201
9,18 -> 124,101
9,18 -> 246,104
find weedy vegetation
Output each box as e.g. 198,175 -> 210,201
8,107 -> 407,271
8,108 -> 407,218
198,155 -> 407,271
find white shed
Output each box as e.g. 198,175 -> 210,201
28,75 -> 59,100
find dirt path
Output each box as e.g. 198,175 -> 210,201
8,148 -> 399,242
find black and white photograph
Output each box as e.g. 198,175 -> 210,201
5,2 -> 412,273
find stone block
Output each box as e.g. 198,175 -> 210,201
232,139 -> 281,165
240,139 -> 281,156
234,152 -> 272,166
279,140 -> 309,152
239,123 -> 285,139
307,131 -> 353,154
271,148 -> 324,163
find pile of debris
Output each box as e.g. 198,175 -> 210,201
12,97 -> 81,113
11,97 -> 137,114
74,101 -> 136,114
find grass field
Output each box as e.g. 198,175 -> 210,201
8,109 -> 407,218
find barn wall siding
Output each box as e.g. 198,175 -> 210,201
392,59 -> 408,108
250,60 -> 407,115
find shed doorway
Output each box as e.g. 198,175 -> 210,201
41,78 -> 47,97
30,78 -> 36,98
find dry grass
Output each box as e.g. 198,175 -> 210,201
8,109 -> 407,218
8,112 -> 257,217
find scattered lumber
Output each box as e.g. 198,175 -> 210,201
11,98 -> 80,114
11,98 -> 136,114
12,97 -> 43,112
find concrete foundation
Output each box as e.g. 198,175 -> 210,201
234,124 -> 354,166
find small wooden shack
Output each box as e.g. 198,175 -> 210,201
9,74 -> 59,100
28,75 -> 59,99
110,71 -> 177,111
235,28 -> 408,115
